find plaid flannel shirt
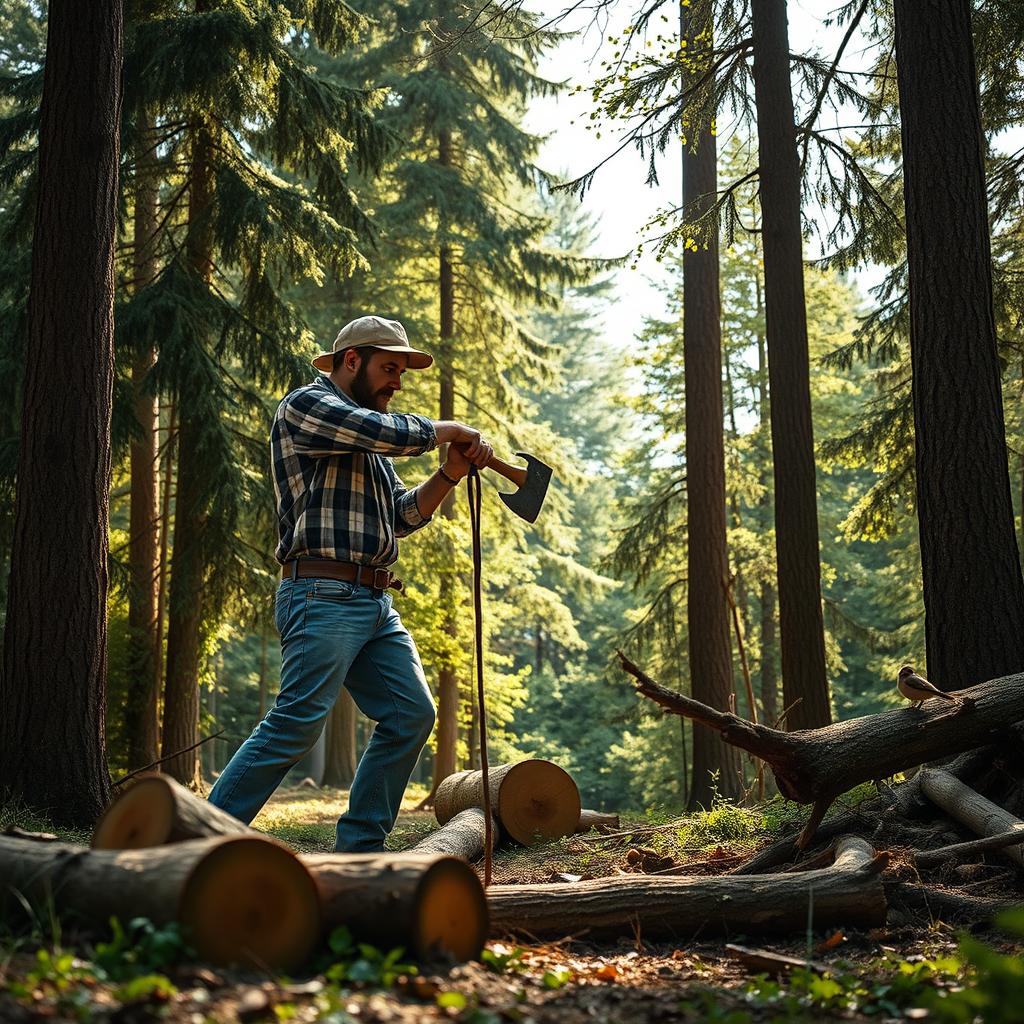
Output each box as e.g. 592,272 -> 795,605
272,375 -> 438,566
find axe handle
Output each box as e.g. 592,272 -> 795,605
486,454 -> 527,489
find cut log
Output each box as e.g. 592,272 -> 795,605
619,653 -> 1024,847
0,834 -> 319,970
412,807 -> 496,861
487,836 -> 887,939
919,768 -> 1024,868
302,852 -> 487,962
435,760 -> 581,846
92,772 -> 253,849
576,809 -> 620,833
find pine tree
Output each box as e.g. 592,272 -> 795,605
681,0 -> 742,804
0,0 -> 123,825
344,0 -> 598,791
893,0 -> 1024,691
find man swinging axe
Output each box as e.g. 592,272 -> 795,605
209,315 -> 549,852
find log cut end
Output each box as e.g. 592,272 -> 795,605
92,775 -> 178,849
416,857 -> 489,961
179,837 -> 320,971
499,760 -> 581,846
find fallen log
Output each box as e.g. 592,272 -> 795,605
412,808 -> 496,861
302,852 -> 487,962
885,881 -> 1020,926
435,760 -> 581,846
576,809 -> 620,833
487,836 -> 887,940
913,828 -> 1024,870
619,652 -> 1024,847
0,834 -> 319,970
919,769 -> 1024,868
92,773 -> 252,849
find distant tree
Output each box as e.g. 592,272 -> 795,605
0,0 -> 123,824
681,1 -> 742,805
750,0 -> 830,728
893,0 -> 1024,690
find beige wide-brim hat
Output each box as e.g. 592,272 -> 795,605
311,315 -> 433,372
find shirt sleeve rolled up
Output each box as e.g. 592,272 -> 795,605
283,389 -> 437,458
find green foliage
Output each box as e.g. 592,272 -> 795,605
324,926 -> 416,988
93,917 -> 192,981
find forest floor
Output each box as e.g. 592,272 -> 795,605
2,783 -> 1023,1023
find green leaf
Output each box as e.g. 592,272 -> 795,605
436,990 -> 468,1009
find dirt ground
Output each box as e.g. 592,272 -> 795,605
3,784 -> 1023,1023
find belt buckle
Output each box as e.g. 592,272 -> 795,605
372,567 -> 390,591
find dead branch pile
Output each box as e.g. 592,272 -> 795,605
615,653 -> 1024,926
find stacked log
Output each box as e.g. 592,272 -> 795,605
0,833 -> 320,971
70,773 -> 489,965
92,773 -> 253,848
303,851 -> 488,961
435,760 -> 581,846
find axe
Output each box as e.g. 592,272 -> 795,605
478,452 -> 553,523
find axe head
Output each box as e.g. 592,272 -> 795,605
499,452 -> 552,524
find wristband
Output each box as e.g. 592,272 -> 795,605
439,465 -> 460,486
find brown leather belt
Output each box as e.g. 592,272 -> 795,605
281,558 -> 404,592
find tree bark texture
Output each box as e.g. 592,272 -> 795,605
487,836 -> 886,939
433,123 -> 459,790
750,0 -> 830,729
621,653 -> 1024,846
919,768 -> 1024,868
894,0 -> 1024,692
0,834 -> 320,971
301,851 -> 487,962
0,0 -> 122,825
323,689 -> 358,788
412,807 -> 496,860
682,2 -> 742,807
162,122 -> 214,790
125,99 -> 162,770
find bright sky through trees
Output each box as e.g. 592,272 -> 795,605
525,1 -> 874,354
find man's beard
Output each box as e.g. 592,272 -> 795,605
351,362 -> 394,411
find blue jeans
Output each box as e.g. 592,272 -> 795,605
208,577 -> 436,852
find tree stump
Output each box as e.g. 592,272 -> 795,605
92,773 -> 252,848
0,834 -> 319,970
302,852 -> 487,962
435,760 -> 580,846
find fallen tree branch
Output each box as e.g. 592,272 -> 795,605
725,943 -> 830,976
919,769 -> 1024,868
618,652 -> 1021,847
112,732 -> 224,788
913,828 -> 1024,870
488,836 -> 888,940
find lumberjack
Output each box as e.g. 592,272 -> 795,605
208,315 -> 493,852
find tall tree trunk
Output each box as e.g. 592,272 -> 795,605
756,280 -> 778,730
0,0 -> 122,824
125,98 -> 162,770
750,0 -> 831,728
162,119 -> 213,790
894,0 -> 1024,691
154,398 -> 177,735
433,125 -> 459,790
683,3 -> 741,806
323,690 -> 358,788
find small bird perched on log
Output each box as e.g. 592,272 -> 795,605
897,665 -> 960,708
